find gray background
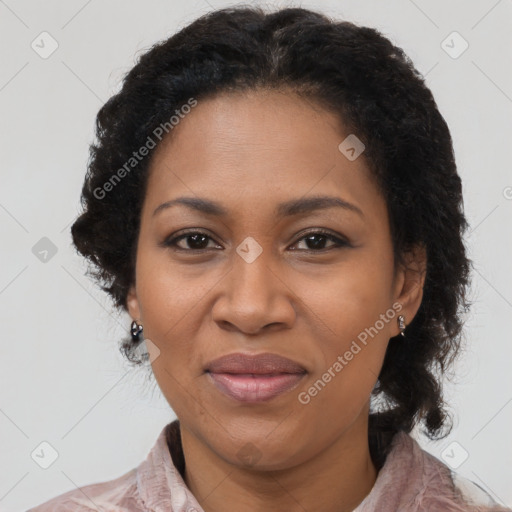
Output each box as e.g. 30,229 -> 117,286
0,0 -> 511,510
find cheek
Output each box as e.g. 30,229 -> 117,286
135,246 -> 211,337
298,248 -> 395,408
309,247 -> 395,342
133,252 -> 202,384
136,256 -> 208,415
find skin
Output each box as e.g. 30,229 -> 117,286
127,88 -> 426,512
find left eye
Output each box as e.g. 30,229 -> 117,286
291,231 -> 348,251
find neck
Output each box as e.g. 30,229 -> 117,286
179,412 -> 378,512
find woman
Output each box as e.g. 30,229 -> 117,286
28,6 -> 510,512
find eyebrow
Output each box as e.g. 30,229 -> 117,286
152,195 -> 364,219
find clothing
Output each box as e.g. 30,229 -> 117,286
27,419 -> 510,512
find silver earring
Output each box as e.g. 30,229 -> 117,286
130,320 -> 143,342
397,315 -> 406,337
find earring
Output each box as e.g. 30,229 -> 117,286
397,315 -> 406,337
130,320 -> 143,342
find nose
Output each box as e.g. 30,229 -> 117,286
211,248 -> 296,335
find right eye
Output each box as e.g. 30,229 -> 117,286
162,230 -> 223,251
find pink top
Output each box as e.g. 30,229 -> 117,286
27,419 -> 510,511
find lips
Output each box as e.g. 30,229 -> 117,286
205,352 -> 307,403
205,352 -> 307,375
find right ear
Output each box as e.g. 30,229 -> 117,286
126,284 -> 141,321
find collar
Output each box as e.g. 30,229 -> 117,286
136,419 -> 203,512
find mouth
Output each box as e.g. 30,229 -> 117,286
204,352 -> 307,403
206,371 -> 306,403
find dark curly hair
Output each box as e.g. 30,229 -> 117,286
70,5 -> 471,457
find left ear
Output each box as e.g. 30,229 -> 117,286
392,243 -> 427,336
126,284 -> 141,323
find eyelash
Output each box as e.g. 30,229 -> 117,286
161,228 -> 350,253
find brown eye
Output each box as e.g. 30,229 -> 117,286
163,231 -> 221,251
291,230 -> 350,251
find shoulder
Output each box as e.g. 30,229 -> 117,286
26,468 -> 140,512
450,471 -> 509,510
26,422 -> 177,512
408,432 -> 511,511
374,431 -> 511,511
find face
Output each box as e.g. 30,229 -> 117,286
127,88 -> 425,470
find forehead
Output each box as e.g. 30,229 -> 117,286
151,88 -> 346,167
143,88 -> 385,224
